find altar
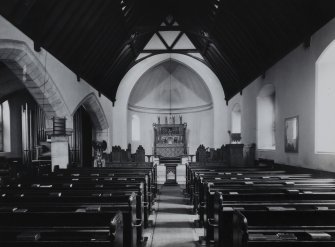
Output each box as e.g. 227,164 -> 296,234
153,116 -> 187,157
153,116 -> 187,185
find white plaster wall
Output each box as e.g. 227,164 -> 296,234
128,109 -> 213,154
316,52 -> 335,153
0,15 -> 113,150
2,101 -> 10,152
235,18 -> 335,171
113,53 -> 228,151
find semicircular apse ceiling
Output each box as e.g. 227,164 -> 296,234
128,59 -> 212,113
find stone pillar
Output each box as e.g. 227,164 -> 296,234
51,136 -> 69,170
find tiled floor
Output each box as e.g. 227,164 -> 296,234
146,185 -> 203,247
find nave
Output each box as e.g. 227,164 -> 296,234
149,185 -> 199,247
1,1 -> 335,246
1,159 -> 335,246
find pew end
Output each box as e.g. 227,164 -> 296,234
233,210 -> 248,247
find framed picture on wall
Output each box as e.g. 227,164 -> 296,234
285,116 -> 299,153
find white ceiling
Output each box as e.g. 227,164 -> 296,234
128,59 -> 212,111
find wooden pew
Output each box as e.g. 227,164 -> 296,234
195,175 -> 334,223
2,181 -> 146,240
190,166 -> 331,214
2,175 -> 146,245
0,209 -> 124,247
61,165 -> 157,196
189,168 -> 335,240
187,166 -> 288,202
14,174 -> 152,228
51,167 -> 156,212
197,176 -> 335,214
232,209 -> 335,247
0,162 -> 158,246
203,185 -> 335,243
187,162 -> 335,247
0,193 -> 141,246
186,164 -> 266,195
213,200 -> 335,246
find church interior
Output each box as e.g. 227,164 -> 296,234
1,0 -> 335,246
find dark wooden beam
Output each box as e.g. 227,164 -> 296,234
170,31 -> 184,49
11,0 -> 37,26
156,32 -> 170,49
143,49 -> 197,53
42,0 -> 93,48
50,1 -> 110,57
132,50 -> 207,68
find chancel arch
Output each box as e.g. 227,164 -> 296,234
127,59 -> 213,153
113,53 -> 228,152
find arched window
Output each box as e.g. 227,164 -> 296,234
131,115 -> 140,141
257,84 -> 276,150
0,100 -> 11,152
315,40 -> 335,153
231,103 -> 242,133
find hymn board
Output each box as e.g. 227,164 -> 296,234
153,116 -> 187,158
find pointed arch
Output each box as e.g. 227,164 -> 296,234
113,53 -> 228,150
72,93 -> 108,130
0,39 -> 70,118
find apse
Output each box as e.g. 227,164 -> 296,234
127,59 -> 213,154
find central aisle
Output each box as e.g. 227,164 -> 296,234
149,185 -> 200,247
